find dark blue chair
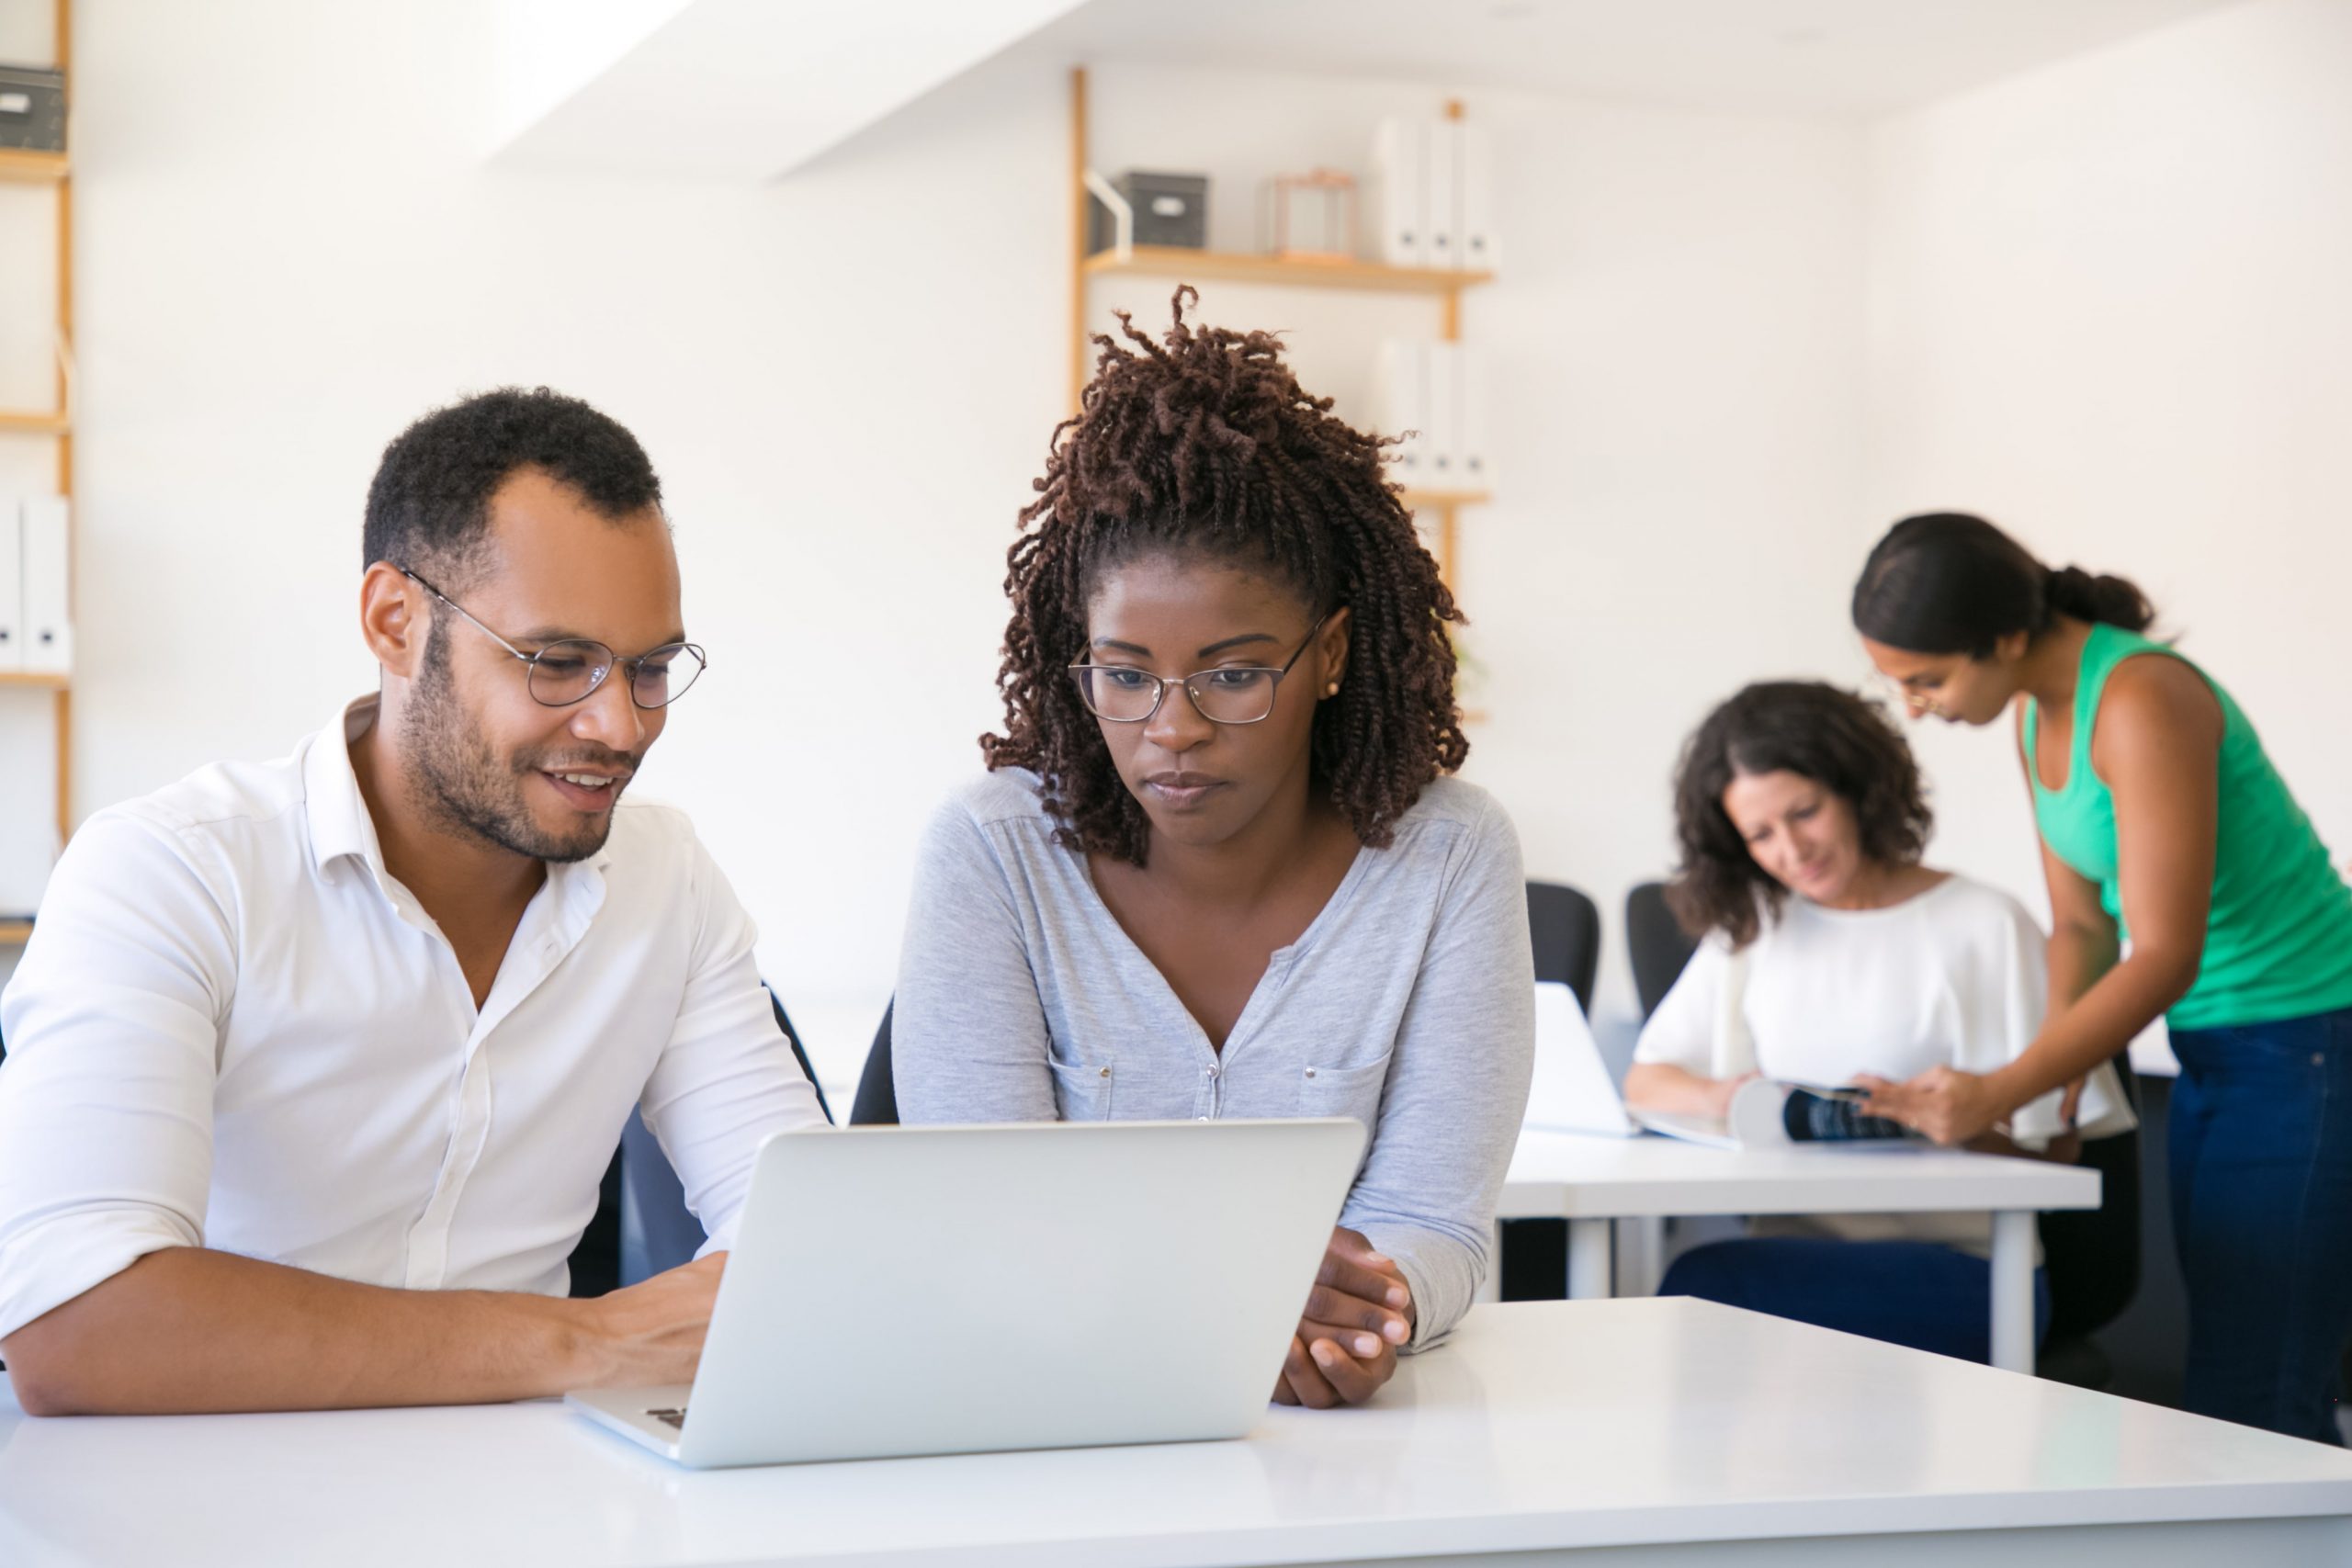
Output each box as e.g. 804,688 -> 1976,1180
575,985 -> 831,1292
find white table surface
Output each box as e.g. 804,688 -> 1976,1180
1498,1131 -> 2103,1375
1498,1131 -> 2103,1220
5,1298 -> 2347,1568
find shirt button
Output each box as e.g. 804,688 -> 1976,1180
1196,1114 -> 1209,1122
1098,1066 -> 1111,1078
1304,1066 -> 1317,1079
1206,1065 -> 1220,1079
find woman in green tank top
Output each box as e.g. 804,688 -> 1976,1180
1847,512 -> 2352,1444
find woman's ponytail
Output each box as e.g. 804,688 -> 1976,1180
2043,564 -> 2155,634
1854,512 -> 2159,657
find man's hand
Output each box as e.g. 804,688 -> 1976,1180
1272,1228 -> 1412,1409
572,1252 -> 728,1389
1856,1066 -> 2008,1146
3,1246 -> 732,1416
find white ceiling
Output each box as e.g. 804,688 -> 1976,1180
1005,0 -> 2245,119
487,0 -> 1090,178
485,0 -> 2249,181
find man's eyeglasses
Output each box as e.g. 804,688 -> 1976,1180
1069,612 -> 1332,727
399,568 -> 707,710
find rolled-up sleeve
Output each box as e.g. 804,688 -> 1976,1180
0,812 -> 233,1341
1340,795 -> 1536,1349
636,826 -> 828,1255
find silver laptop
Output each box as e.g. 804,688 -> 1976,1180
1521,980 -> 1641,1137
567,1117 -> 1368,1469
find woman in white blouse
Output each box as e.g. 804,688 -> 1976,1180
1625,681 -> 2132,1362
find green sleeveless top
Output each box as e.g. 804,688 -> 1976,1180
2023,623 -> 2352,1031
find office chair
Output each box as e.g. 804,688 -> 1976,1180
849,999 -> 898,1125
1502,882 -> 1601,1301
1625,881 -> 1700,1021
1526,881 -> 1601,1014
587,985 -> 832,1292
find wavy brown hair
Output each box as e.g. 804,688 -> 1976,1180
983,288 -> 1467,865
1667,682 -> 1934,948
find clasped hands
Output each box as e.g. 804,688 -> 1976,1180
1272,1225 -> 1414,1408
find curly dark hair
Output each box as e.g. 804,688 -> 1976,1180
362,387 -> 663,591
1667,681 -> 1934,948
983,288 -> 1467,866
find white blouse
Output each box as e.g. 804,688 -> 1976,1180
1633,873 -> 2135,1254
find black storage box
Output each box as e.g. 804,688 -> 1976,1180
0,64 -> 65,152
1088,170 -> 1209,254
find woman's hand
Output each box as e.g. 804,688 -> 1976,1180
1702,1071 -> 1759,1119
1855,1066 -> 2010,1145
1623,1063 -> 1756,1120
1272,1227 -> 1412,1408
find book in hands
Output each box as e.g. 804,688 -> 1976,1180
1632,1079 -> 1917,1151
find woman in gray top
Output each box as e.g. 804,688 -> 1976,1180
895,289 -> 1536,1408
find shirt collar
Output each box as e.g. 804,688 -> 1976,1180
304,694 -> 391,876
302,694 -> 616,893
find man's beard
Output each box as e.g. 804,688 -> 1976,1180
405,628 -> 637,864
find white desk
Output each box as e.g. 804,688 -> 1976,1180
1500,1131 -> 2102,1373
3,1299 -> 2346,1567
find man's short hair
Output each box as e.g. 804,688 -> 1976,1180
362,387 -> 663,589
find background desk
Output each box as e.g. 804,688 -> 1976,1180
1499,1132 -> 2102,1372
4,1299 -> 2346,1567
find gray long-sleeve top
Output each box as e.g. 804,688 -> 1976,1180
893,768 -> 1536,1347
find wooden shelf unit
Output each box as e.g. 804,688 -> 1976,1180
0,147 -> 68,185
3,0 -> 77,870
0,920 -> 31,947
1081,245 -> 1492,298
1067,69 -> 1492,592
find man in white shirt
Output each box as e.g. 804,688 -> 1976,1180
0,388 -> 825,1415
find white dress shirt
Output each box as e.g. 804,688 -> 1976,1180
0,697 -> 825,1341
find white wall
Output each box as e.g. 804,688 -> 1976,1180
1086,65 -> 1871,1041
1865,0 -> 2352,916
0,0 -> 64,929
0,4 -> 1873,1066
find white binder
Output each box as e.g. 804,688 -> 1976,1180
1456,121 -> 1498,274
1372,116 -> 1425,269
20,495 -> 71,674
1455,343 -> 1494,493
0,502 -> 23,671
1373,339 -> 1429,491
1424,118 -> 1460,271
1422,341 -> 1461,492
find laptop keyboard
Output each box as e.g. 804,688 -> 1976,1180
648,1406 -> 687,1430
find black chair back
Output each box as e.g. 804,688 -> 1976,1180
586,983 -> 832,1291
2040,1061 -> 2143,1343
1625,881 -> 1700,1021
1525,882 -> 1600,1014
771,990 -> 832,1125
850,999 -> 899,1125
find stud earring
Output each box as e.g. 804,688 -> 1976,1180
1324,681 -> 1340,696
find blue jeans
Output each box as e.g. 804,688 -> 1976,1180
2168,1006 -> 2352,1444
1658,1236 -> 2050,1364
